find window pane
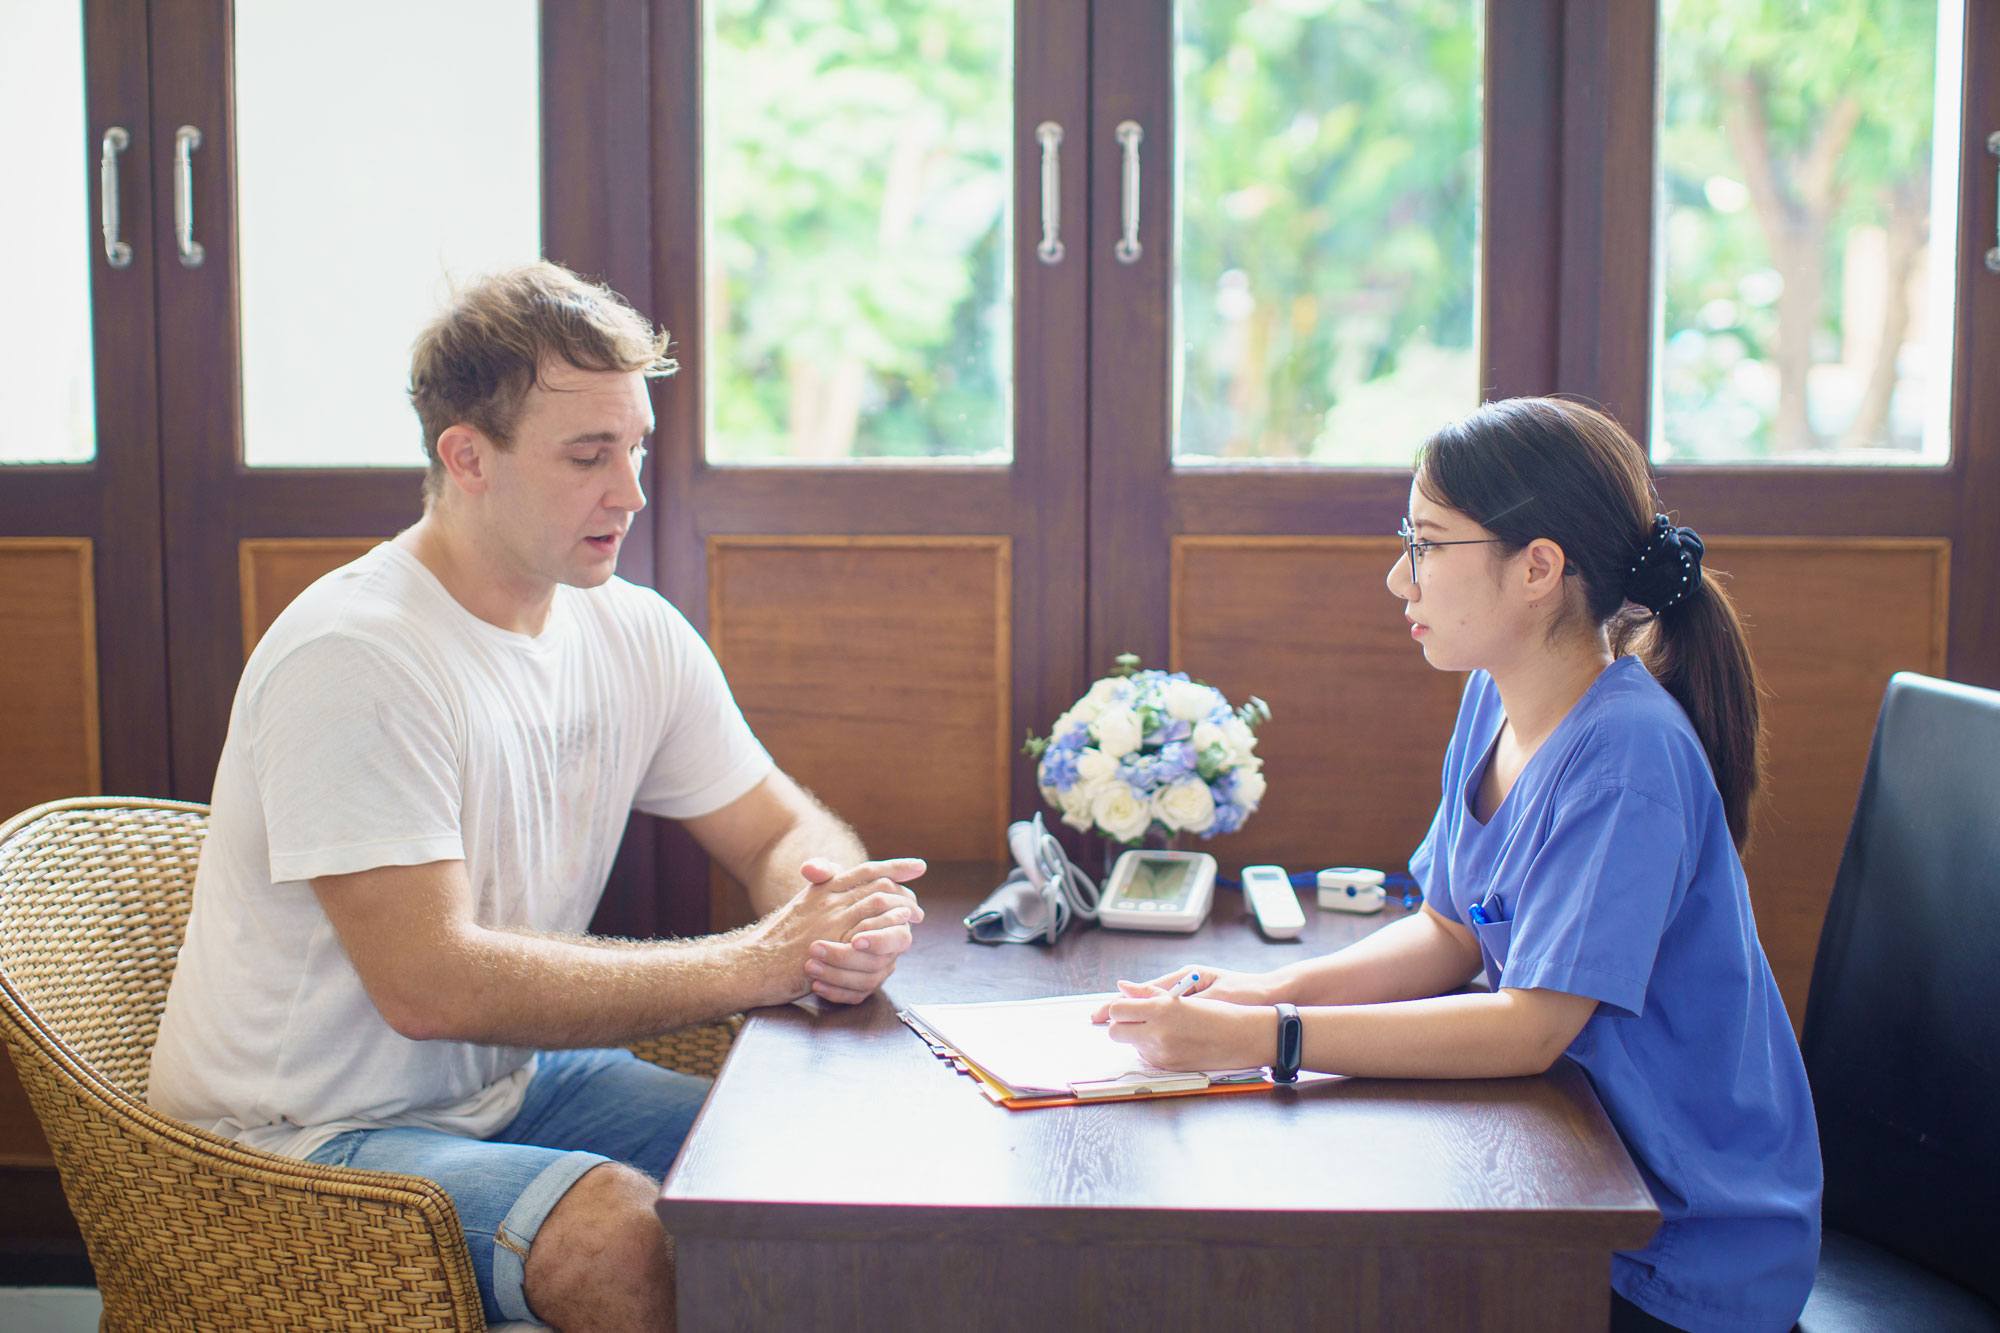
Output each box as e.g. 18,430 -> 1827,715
1653,0 -> 1961,464
704,2 -> 1014,464
1174,0 -> 1483,466
1,4 -> 96,466
235,1 -> 541,468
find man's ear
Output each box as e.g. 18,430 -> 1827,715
435,423 -> 494,497
1520,537 -> 1569,604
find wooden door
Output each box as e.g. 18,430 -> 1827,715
645,0 -> 1091,933
1088,0 -> 1560,889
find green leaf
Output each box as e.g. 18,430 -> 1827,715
1197,744 -> 1230,781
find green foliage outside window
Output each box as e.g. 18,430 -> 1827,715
1658,0 -> 1947,461
1176,0 -> 1482,465
705,0 -> 1012,462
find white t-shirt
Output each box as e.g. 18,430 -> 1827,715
148,543 -> 773,1161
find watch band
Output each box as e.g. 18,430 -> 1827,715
1273,1002 -> 1302,1084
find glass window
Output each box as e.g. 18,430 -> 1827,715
1174,0 -> 1484,466
1,4 -> 97,466
703,1 -> 1014,464
235,0 -> 541,468
1652,0 -> 1962,464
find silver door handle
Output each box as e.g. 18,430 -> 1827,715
1987,132 -> 2000,275
174,125 -> 205,268
1036,121 -> 1064,265
100,127 -> 132,269
1115,119 -> 1143,264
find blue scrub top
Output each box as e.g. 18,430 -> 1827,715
1410,656 -> 1821,1332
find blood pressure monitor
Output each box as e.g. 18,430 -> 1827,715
1098,850 -> 1217,933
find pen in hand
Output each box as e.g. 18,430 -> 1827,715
1164,971 -> 1201,999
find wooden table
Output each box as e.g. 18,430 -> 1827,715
656,863 -> 1659,1331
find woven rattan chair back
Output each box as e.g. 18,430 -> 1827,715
0,797 -> 207,1096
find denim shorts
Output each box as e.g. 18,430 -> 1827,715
305,1047 -> 710,1325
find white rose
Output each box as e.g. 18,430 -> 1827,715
1192,720 -> 1226,753
1163,680 -> 1216,722
1083,677 -> 1125,711
1091,706 -> 1144,758
1074,747 -> 1118,783
1231,767 -> 1267,809
1221,717 -> 1259,765
1065,697 -> 1103,727
1058,778 -> 1099,831
1091,782 -> 1153,842
1152,778 -> 1217,834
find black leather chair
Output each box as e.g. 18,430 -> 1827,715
1797,673 -> 2000,1332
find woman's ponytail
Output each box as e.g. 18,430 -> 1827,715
1613,570 -> 1765,851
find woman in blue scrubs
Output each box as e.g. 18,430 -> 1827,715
1099,398 -> 1822,1332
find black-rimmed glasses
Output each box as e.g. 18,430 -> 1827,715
1399,517 -> 1505,589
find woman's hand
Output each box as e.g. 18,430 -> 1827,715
1092,980 -> 1274,1072
1087,964 -> 1276,1022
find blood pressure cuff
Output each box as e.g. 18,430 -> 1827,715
964,869 -> 1071,945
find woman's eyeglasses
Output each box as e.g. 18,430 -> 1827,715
1398,517 -> 1504,589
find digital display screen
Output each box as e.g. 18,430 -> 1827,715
1119,858 -> 1193,903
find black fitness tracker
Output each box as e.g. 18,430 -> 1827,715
1273,1002 -> 1302,1084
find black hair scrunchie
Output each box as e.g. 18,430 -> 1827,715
1623,513 -> 1704,613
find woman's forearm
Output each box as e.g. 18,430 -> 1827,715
1294,989 -> 1589,1079
1264,908 -> 1482,1006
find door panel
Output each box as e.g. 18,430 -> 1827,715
1089,0 -> 1527,885
648,0 -> 1090,930
0,0 -> 169,820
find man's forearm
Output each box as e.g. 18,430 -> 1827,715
403,920 -> 797,1048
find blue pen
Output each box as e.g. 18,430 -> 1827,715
1164,971 -> 1201,999
1469,903 -> 1491,927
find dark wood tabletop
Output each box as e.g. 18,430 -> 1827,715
656,862 -> 1660,1329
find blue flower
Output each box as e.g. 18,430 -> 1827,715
1159,741 -> 1198,777
1119,754 -> 1163,795
1052,724 -> 1090,752
1039,749 -> 1080,792
1210,801 -> 1247,835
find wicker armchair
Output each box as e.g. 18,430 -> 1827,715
0,796 -> 740,1331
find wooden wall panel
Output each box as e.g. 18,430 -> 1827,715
0,540 -> 100,822
238,538 -> 382,656
1172,538 -> 1467,878
1708,538 -> 1949,1031
707,537 -> 1011,928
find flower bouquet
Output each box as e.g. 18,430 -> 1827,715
1023,654 -> 1270,846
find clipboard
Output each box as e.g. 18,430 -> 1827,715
899,994 -> 1278,1110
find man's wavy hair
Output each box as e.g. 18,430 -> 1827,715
408,262 -> 677,502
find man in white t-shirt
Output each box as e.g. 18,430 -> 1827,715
149,262 -> 925,1331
